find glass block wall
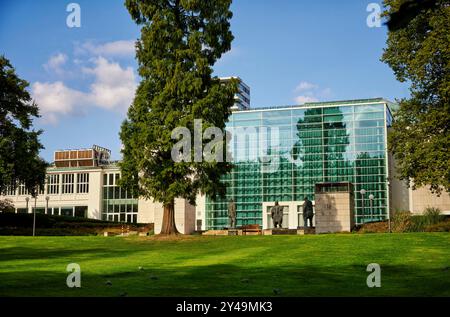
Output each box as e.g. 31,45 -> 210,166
205,99 -> 393,229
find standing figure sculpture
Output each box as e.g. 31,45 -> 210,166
228,198 -> 236,229
303,197 -> 314,228
271,201 -> 284,228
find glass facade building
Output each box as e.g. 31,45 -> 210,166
205,98 -> 394,229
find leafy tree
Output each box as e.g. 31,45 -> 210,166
120,0 -> 237,234
0,56 -> 47,197
381,0 -> 449,194
0,199 -> 15,213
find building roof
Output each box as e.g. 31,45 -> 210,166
234,98 -> 395,113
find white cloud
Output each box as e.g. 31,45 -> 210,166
75,40 -> 135,57
32,81 -> 86,124
44,53 -> 68,74
294,81 -> 318,92
83,57 -> 137,111
294,95 -> 319,104
293,81 -> 332,104
33,57 -> 137,123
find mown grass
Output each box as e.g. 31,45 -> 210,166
0,233 -> 449,297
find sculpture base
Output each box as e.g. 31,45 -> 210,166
263,228 -> 301,235
297,227 -> 316,235
228,229 -> 239,236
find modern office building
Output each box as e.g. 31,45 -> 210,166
2,98 -> 449,233
220,77 -> 251,111
203,98 -> 395,229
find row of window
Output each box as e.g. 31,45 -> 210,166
4,173 -> 90,196
231,105 -> 386,121
103,213 -> 138,223
14,205 -> 138,223
15,206 -> 88,218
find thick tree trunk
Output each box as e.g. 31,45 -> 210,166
159,200 -> 179,235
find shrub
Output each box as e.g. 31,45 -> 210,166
422,207 -> 444,226
391,211 -> 412,233
0,199 -> 15,213
0,213 -> 151,236
408,216 -> 427,232
425,221 -> 450,232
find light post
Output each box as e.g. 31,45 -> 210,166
25,197 -> 30,213
32,195 -> 37,237
360,189 -> 366,222
368,194 -> 374,222
45,196 -> 50,215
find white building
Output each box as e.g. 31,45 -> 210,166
0,146 -> 195,234
219,77 -> 250,111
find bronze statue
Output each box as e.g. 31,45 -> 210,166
228,198 -> 236,228
271,201 -> 283,228
303,197 -> 314,228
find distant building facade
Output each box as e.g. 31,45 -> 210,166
1,98 -> 449,234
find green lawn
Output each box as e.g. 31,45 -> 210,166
0,233 -> 449,296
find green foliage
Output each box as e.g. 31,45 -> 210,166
422,207 -> 444,224
0,213 -> 150,236
119,0 -> 237,207
0,199 -> 14,213
0,56 -> 47,197
425,221 -> 450,232
381,0 -> 450,194
391,211 -> 412,232
391,208 -> 445,232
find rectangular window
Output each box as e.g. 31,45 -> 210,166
74,206 -> 87,218
18,184 -> 29,196
61,207 -> 73,217
76,173 -> 89,193
5,184 -> 16,196
33,208 -> 45,214
47,174 -> 60,194
62,174 -> 74,194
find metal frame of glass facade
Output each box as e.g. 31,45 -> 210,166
102,172 -> 139,223
205,98 -> 394,229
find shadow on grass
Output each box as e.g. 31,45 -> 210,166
0,263 -> 448,297
0,246 -> 137,262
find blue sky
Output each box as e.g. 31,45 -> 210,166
0,0 -> 409,162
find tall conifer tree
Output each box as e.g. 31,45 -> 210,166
120,0 -> 237,234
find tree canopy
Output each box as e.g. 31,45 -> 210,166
0,56 -> 47,197
382,0 -> 449,194
120,0 -> 237,233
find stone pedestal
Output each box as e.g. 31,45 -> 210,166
296,227 -> 316,235
263,228 -> 308,235
315,188 -> 355,233
228,229 -> 239,236
272,228 -> 298,235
